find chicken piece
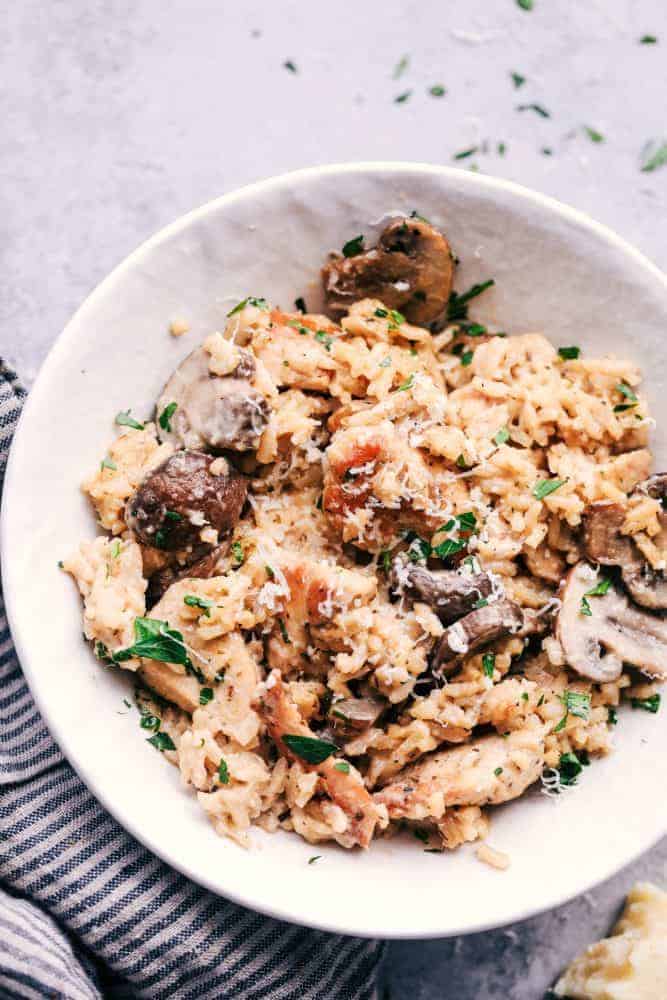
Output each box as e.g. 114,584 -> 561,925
256,670 -> 382,848
374,723 -> 545,820
323,421 -> 446,548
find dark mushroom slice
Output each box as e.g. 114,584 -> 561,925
322,218 -> 455,326
146,543 -> 230,608
126,451 -> 247,553
637,472 -> 667,501
328,696 -> 386,736
432,599 -> 524,675
389,556 -> 494,625
582,501 -> 667,610
156,345 -> 270,452
556,562 -> 667,682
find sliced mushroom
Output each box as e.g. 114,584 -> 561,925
556,561 -> 667,682
522,543 -> 567,586
582,500 -> 667,610
389,556 -> 495,625
156,346 -> 269,453
126,451 -> 247,552
146,543 -> 230,608
329,696 -> 386,735
432,598 -> 524,674
638,472 -> 667,501
322,218 -> 455,325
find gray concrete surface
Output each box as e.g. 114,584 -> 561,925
2,1 -> 666,997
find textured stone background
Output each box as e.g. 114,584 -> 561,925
2,1 -> 666,996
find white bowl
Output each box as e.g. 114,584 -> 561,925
3,163 -> 667,939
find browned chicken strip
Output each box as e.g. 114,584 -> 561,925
256,669 -> 382,848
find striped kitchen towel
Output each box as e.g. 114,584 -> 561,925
0,364 -> 386,1000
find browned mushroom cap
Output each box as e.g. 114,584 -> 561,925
127,451 -> 247,552
156,346 -> 269,453
638,472 -> 667,501
556,562 -> 667,682
322,218 -> 455,325
390,557 -> 494,625
432,598 -> 524,674
582,501 -> 667,610
146,543 -> 230,608
329,696 -> 386,735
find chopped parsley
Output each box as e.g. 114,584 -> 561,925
541,147 -> 553,156
114,617 -> 190,667
227,296 -> 268,316
516,0 -> 533,9
580,577 -> 611,616
446,279 -> 495,322
394,90 -> 412,104
407,535 -> 432,562
379,356 -> 392,368
433,512 -> 477,560
558,750 -> 588,786
334,761 -> 351,774
640,141 -> 667,173
148,732 -> 176,752
554,690 -> 591,733
218,758 -> 230,783
100,457 -> 117,471
342,235 -> 365,258
580,596 -> 592,617
631,693 -> 661,714
184,594 -> 214,616
397,373 -> 415,392
199,687 -> 214,705
558,346 -> 580,360
640,35 -> 658,44
288,320 -> 311,335
494,426 -> 510,446
494,767 -> 503,776
231,541 -> 244,567
453,146 -> 478,161
613,382 -> 639,412
282,734 -> 338,764
498,142 -> 507,156
115,410 -> 144,430
315,330 -> 333,351
110,540 -> 121,559
158,401 -> 177,432
482,653 -> 496,678
164,510 -> 182,522
374,307 -> 388,318
308,855 -> 321,865
294,296 -> 307,313
460,349 -> 474,367
456,454 -> 468,469
429,84 -> 446,97
380,550 -> 392,572
511,71 -> 526,88
608,706 -> 618,725
283,59 -> 297,73
517,103 -> 550,118
277,617 -> 291,644
139,712 -> 161,731
393,54 -> 410,79
583,126 -> 604,144
532,478 -> 566,501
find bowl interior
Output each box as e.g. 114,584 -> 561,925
3,163 -> 667,938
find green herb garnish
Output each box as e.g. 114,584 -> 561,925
184,594 -> 214,616
429,84 -> 446,97
282,734 -> 338,764
334,761 -> 351,774
115,410 -> 144,430
218,758 -> 230,783
640,141 -> 667,173
231,541 -> 244,566
114,618 -> 190,666
482,653 -> 495,678
494,426 -> 510,446
283,60 -> 297,73
558,751 -> 587,786
140,713 -> 161,731
608,707 -> 618,725
511,71 -> 526,88
315,330 -> 333,351
554,690 -> 591,732
148,732 -> 176,752
393,54 -> 409,79
580,596 -> 592,617
494,767 -> 503,776
446,279 -> 495,322
460,350 -> 474,367
199,687 -> 214,705
558,346 -> 580,360
101,457 -> 117,471
227,296 -> 268,316
158,401 -> 177,432
342,235 -> 365,258
308,855 -> 321,864
533,478 -> 566,501
584,126 -> 604,144
397,373 -> 415,392
517,103 -> 550,118
631,694 -> 661,714
585,578 -> 612,598
453,146 -> 478,161
640,35 -> 657,44
394,90 -> 412,104
516,0 -> 533,9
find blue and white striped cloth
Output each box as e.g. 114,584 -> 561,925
0,364 -> 385,999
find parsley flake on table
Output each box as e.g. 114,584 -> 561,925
516,0 -> 534,9
429,84 -> 446,97
446,279 -> 494,322
283,60 -> 297,73
283,734 -> 338,764
453,146 -> 478,161
640,35 -> 657,44
393,54 -> 410,79
394,90 -> 413,104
